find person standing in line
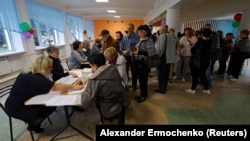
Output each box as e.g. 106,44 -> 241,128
203,23 -> 220,88
131,25 -> 156,103
227,29 -> 250,81
154,25 -> 177,94
104,47 -> 128,86
120,23 -> 140,91
100,29 -> 120,53
215,33 -> 234,76
186,28 -> 213,94
174,27 -> 198,81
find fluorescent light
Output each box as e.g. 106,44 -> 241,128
114,16 -> 120,18
107,10 -> 116,13
95,0 -> 109,2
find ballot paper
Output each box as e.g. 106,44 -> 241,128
25,91 -> 61,105
82,68 -> 92,73
57,76 -> 78,84
67,87 -> 85,95
46,94 -> 81,106
70,70 -> 83,77
25,91 -> 81,106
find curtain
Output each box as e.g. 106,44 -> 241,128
25,0 -> 64,32
0,0 -> 20,32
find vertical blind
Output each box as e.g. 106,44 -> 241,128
25,0 -> 64,32
184,19 -> 238,41
84,18 -> 94,39
0,0 -> 20,32
66,13 -> 83,34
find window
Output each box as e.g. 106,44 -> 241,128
0,0 -> 25,56
26,0 -> 65,47
66,13 -> 83,43
84,19 -> 94,40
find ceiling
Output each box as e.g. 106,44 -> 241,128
48,0 -> 233,21
50,0 -> 156,20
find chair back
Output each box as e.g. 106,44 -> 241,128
66,59 -> 70,70
0,85 -> 12,111
95,97 -> 125,125
0,85 -> 13,141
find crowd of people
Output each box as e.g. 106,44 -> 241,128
5,22 -> 250,132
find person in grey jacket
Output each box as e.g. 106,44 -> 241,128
81,53 -> 129,124
227,29 -> 250,81
68,40 -> 88,70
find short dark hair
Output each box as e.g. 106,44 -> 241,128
87,52 -> 106,67
72,40 -> 82,50
100,29 -> 110,36
202,28 -> 212,38
116,31 -> 123,39
137,24 -> 151,37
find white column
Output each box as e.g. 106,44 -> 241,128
238,10 -> 250,32
166,9 -> 181,35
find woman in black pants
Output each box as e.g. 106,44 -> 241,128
131,25 -> 156,103
186,28 -> 212,94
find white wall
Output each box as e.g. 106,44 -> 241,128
180,0 -> 250,23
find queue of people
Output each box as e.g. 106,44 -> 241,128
4,23 -> 250,134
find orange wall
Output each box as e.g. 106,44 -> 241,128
94,20 -> 144,39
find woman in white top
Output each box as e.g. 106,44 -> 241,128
175,27 -> 198,81
104,47 -> 128,86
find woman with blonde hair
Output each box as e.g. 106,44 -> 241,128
104,47 -> 128,86
5,56 -> 83,133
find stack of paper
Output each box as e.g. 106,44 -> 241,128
25,91 -> 82,106
70,70 -> 83,77
82,68 -> 92,73
57,76 -> 78,84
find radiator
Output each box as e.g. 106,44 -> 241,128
0,58 -> 11,76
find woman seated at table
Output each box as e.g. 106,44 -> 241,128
47,46 -> 78,81
68,40 -> 88,70
103,47 -> 128,86
81,53 -> 129,124
5,56 -> 83,133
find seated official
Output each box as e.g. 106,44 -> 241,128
5,56 -> 83,133
47,46 -> 77,81
68,40 -> 88,70
81,53 -> 129,124
82,40 -> 91,57
91,39 -> 102,55
104,47 -> 128,86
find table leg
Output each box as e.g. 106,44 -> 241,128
51,106 -> 94,140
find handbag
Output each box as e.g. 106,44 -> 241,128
147,53 -> 160,68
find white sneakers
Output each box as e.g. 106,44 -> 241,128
185,89 -> 196,94
230,78 -> 238,81
185,89 -> 211,94
202,90 -> 211,94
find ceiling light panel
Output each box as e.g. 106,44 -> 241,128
107,10 -> 116,13
95,0 -> 109,2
